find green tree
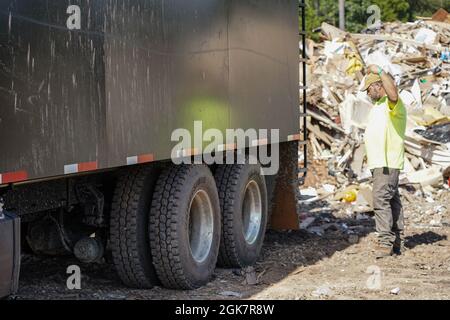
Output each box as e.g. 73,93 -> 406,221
406,0 -> 450,20
303,0 -> 449,38
304,0 -> 338,39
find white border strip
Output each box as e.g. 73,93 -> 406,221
64,164 -> 79,174
126,156 -> 138,166
251,138 -> 269,147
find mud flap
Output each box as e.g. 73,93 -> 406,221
268,141 -> 302,230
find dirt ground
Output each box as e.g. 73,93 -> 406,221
11,162 -> 450,300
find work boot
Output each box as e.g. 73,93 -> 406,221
374,245 -> 393,259
393,233 -> 406,255
393,241 -> 407,255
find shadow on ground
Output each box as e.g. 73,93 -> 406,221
405,231 -> 447,250
13,198 -> 383,300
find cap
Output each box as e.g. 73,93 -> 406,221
361,73 -> 382,91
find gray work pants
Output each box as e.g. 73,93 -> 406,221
371,167 -> 405,247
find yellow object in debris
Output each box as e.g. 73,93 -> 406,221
333,185 -> 359,202
409,105 -> 450,126
345,53 -> 363,76
344,43 -> 364,76
343,189 -> 358,203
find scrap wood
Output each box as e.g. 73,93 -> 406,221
310,133 -> 323,155
309,134 -> 319,159
431,8 -> 449,23
321,22 -> 443,52
351,33 -> 443,52
307,109 -> 346,134
401,190 -> 416,203
405,137 -> 450,168
306,18 -> 450,187
307,121 -> 333,146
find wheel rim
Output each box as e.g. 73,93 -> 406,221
242,180 -> 262,245
188,189 -> 214,263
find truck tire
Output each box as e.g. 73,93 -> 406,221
110,166 -> 159,288
149,165 -> 221,290
215,163 -> 268,268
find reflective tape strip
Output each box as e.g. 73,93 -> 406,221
0,171 -> 28,184
64,161 -> 98,174
137,154 -> 154,163
126,156 -> 138,166
251,138 -> 269,147
64,164 -> 78,174
288,134 -> 301,141
127,154 -> 154,165
78,161 -> 98,172
176,148 -> 200,158
217,143 -> 237,152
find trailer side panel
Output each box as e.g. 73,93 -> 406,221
0,0 -> 299,183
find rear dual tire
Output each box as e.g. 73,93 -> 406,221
215,163 -> 268,268
149,165 -> 221,290
110,162 -> 268,289
110,167 -> 160,288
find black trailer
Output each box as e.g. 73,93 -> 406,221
0,0 -> 307,295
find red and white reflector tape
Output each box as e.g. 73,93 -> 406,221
217,143 -> 237,152
126,154 -> 155,165
251,138 -> 269,147
64,161 -> 98,175
176,148 -> 200,158
288,134 -> 301,141
0,170 -> 28,184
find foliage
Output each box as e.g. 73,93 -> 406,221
302,0 -> 450,39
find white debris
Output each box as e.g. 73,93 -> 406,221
407,167 -> 443,187
322,184 -> 336,194
300,217 -> 316,230
356,213 -> 370,221
300,187 -> 318,197
219,291 -> 243,298
312,285 -> 333,297
308,226 -> 325,236
390,287 -> 401,295
414,28 -> 437,45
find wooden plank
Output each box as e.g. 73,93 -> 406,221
306,121 -> 333,146
307,110 -> 346,133
351,34 -> 442,52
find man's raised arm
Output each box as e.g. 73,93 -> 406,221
367,64 -> 399,103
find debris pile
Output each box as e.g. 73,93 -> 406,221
298,11 -> 450,233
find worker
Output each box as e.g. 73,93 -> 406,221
362,64 -> 407,258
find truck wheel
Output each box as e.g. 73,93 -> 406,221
110,166 -> 159,288
215,163 -> 268,267
149,165 -> 220,290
